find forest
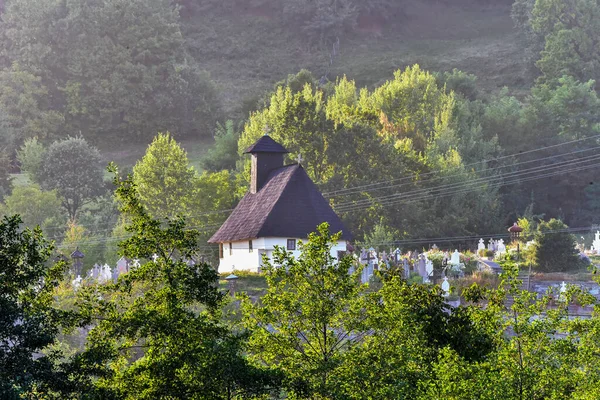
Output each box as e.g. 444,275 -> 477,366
0,0 -> 599,263
1,0 -> 600,398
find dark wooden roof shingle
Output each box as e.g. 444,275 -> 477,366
208,164 -> 352,243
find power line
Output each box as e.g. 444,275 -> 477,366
337,160 -> 600,214
335,153 -> 600,210
325,143 -> 600,200
340,161 -> 600,214
323,133 -> 600,197
51,161 -> 600,250
335,154 -> 600,212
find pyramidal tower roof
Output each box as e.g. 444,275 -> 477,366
244,135 -> 289,154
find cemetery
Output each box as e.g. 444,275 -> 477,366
66,228 -> 600,315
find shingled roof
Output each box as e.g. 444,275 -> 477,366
208,164 -> 352,243
244,135 -> 290,154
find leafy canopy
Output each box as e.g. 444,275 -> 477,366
71,164 -> 281,398
37,136 -> 105,220
132,132 -> 197,220
0,215 -> 69,398
242,222 -> 369,398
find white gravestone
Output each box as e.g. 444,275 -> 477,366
593,231 -> 600,253
450,250 -> 461,266
116,257 -> 129,274
441,277 -> 450,297
478,239 -> 485,253
425,259 -> 434,283
99,264 -> 112,284
497,239 -> 506,254
72,275 -> 82,291
92,264 -> 101,280
394,249 -> 401,263
559,281 -> 567,302
369,249 -> 378,270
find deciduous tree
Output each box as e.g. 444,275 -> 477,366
0,215 -> 69,398
133,132 -> 197,220
241,222 -> 368,398
533,218 -> 583,272
72,166 -> 281,398
0,0 -> 220,142
37,137 -> 105,220
3,184 -> 65,232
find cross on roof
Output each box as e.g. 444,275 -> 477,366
263,124 -> 270,136
296,153 -> 304,165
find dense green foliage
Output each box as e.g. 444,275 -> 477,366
240,66 -> 503,238
3,184 -> 65,232
5,213 -> 599,398
241,224 -> 369,397
69,167 -> 281,399
200,120 -> 241,172
16,137 -> 45,182
1,0 -> 600,398
37,137 -> 105,220
0,215 -> 68,398
0,0 -> 598,247
533,218 -> 584,272
133,133 -> 197,220
0,0 -> 220,146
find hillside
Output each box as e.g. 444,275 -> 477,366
182,1 -> 527,114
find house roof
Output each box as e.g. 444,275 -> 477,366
208,164 -> 352,243
244,135 -> 290,154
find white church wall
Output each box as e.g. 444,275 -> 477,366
217,237 -> 348,274
218,240 -> 261,274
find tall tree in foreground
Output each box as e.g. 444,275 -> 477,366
0,215 -> 68,398
241,223 -> 369,398
72,165 -> 281,399
419,262 -> 597,399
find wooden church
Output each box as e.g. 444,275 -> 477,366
208,135 -> 352,273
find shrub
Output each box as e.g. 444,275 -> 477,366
533,219 -> 583,272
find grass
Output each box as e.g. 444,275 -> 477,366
531,272 -> 594,282
219,271 -> 268,299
